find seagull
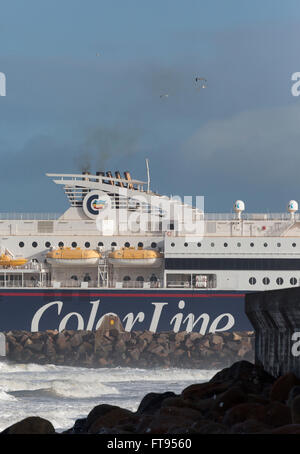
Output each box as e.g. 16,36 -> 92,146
96,52 -> 101,57
160,94 -> 169,98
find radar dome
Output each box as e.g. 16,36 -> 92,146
288,200 -> 298,213
234,200 -> 245,213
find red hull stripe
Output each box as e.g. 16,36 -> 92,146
0,292 -> 245,298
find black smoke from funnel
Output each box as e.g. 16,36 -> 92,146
74,126 -> 140,174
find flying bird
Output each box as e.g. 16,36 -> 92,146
160,94 -> 169,98
195,77 -> 207,89
96,52 -> 101,57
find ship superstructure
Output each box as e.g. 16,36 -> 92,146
0,168 -> 299,333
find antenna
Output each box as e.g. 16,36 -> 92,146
146,158 -> 150,193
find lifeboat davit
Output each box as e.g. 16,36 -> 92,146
108,247 -> 163,268
46,247 -> 101,267
0,254 -> 28,267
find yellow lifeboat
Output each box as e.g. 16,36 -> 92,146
108,247 -> 163,268
0,254 -> 28,267
46,247 -> 101,267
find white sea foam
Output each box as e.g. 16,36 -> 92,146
0,361 -> 219,432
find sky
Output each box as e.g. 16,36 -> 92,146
0,0 -> 300,214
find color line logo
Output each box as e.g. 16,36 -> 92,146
0,73 -> 6,96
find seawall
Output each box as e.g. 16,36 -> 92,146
3,329 -> 254,369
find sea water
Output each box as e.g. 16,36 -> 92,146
0,360 -> 218,432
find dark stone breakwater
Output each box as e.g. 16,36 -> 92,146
3,360 -> 300,434
3,329 -> 254,369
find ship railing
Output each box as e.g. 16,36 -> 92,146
204,213 -> 298,221
0,213 -> 61,220
166,280 -> 215,289
112,280 -> 162,289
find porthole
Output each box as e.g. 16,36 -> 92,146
264,243 -> 268,248
124,242 -> 130,248
45,241 -> 51,248
197,242 -> 201,247
237,242 -> 241,247
184,242 -> 188,247
111,242 -> 117,247
151,242 -> 157,248
292,243 -> 297,248
224,242 -> 228,248
138,242 -> 143,248
249,277 -> 256,285
19,242 -> 24,248
98,242 -> 104,247
58,242 -> 64,248
263,277 -> 270,285
171,242 -> 175,247
72,242 -> 77,248
85,242 -> 90,248
32,242 -> 38,248
276,277 -> 284,285
250,242 -> 254,247
290,277 -> 297,285
211,242 -> 215,247
277,243 -> 281,247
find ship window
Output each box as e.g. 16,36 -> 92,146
71,275 -> 78,281
197,242 -> 201,247
184,242 -> 188,247
111,242 -> 117,247
138,242 -> 143,248
211,242 -> 215,247
250,242 -> 254,247
123,276 -> 131,288
292,243 -> 297,248
237,242 -> 241,247
276,277 -> 284,285
136,276 -> 144,288
58,242 -> 64,248
150,274 -> 158,288
83,273 -> 91,282
264,243 -> 268,248
290,277 -> 297,285
263,277 -> 270,285
124,242 -> 130,248
277,243 -> 281,247
19,242 -> 24,248
85,242 -> 90,248
151,242 -> 157,248
32,242 -> 38,248
72,242 -> 77,248
249,277 -> 256,285
224,242 -> 228,247
45,241 -> 51,248
171,242 -> 175,247
98,242 -> 104,247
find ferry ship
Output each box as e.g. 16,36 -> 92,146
0,165 -> 299,334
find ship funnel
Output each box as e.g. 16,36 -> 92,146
124,171 -> 133,189
106,171 -> 114,185
96,171 -> 105,182
115,171 -> 124,187
82,171 -> 90,181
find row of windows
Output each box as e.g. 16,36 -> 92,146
249,277 -> 298,286
165,258 -> 300,271
171,242 -> 298,248
18,241 -> 158,249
